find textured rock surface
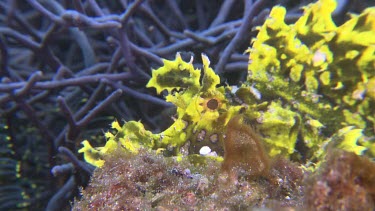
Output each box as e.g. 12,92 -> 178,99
73,148 -> 304,210
304,150 -> 375,211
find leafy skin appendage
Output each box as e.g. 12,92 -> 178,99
245,0 -> 375,165
222,115 -> 270,179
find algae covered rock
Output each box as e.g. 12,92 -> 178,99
304,150 -> 375,210
73,148 -> 304,210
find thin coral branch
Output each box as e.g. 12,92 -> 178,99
0,27 -> 40,50
183,30 -> 216,45
61,10 -> 122,29
55,82 -> 106,147
45,176 -> 76,211
0,1 -> 40,40
230,53 -> 249,62
216,0 -> 267,74
25,0 -> 65,24
105,48 -> 123,73
67,28 -> 97,67
2,90 -> 50,115
56,89 -> 123,146
58,147 -> 94,174
0,71 -> 43,109
76,62 -> 109,76
76,89 -> 123,128
72,0 -> 86,15
14,71 -> 42,97
149,20 -> 242,56
129,42 -> 163,66
120,0 -> 145,24
74,82 -> 106,121
210,0 -> 237,27
118,30 -> 140,76
0,72 -> 133,92
104,79 -> 173,107
130,23 -> 155,47
138,4 -> 184,40
225,61 -> 248,72
194,0 -> 208,30
87,0 -> 105,16
165,0 -> 188,28
0,38 -> 9,77
51,163 -> 74,177
57,96 -> 77,130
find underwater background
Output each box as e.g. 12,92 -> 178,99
1,0 -> 375,210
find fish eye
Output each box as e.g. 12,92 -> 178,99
207,98 -> 219,110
